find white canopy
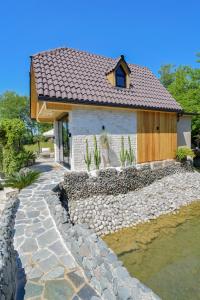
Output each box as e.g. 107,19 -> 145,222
42,129 -> 54,138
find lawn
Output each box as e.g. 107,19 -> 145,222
24,141 -> 54,153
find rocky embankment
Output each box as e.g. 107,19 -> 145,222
69,171 -> 200,235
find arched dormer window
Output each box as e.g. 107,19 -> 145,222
115,65 -> 126,88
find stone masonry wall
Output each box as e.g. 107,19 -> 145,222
69,108 -> 137,171
61,162 -> 193,235
62,162 -> 192,202
0,196 -> 19,300
46,187 -> 160,300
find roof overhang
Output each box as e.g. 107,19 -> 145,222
36,101 -> 71,122
38,95 -> 183,114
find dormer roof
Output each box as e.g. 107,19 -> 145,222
106,55 -> 131,75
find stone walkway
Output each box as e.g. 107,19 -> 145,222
14,162 -> 99,300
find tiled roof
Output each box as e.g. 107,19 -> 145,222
31,47 -> 182,112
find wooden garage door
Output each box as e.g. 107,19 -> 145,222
137,111 -> 177,163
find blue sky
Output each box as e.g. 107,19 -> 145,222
0,0 -> 199,96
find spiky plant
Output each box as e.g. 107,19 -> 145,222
84,139 -> 92,171
126,136 -> 135,165
93,136 -> 101,170
120,136 -> 127,167
5,170 -> 40,190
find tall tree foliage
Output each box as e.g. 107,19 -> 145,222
0,119 -> 27,174
158,55 -> 200,138
0,91 -> 52,142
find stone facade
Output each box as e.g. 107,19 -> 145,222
0,196 -> 19,300
69,108 -> 137,171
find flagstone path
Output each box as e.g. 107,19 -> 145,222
14,162 -> 100,300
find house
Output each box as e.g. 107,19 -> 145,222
30,47 -> 191,170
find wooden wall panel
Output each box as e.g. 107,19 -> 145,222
137,111 -> 177,163
30,67 -> 38,119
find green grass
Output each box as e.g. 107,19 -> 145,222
24,141 -> 54,153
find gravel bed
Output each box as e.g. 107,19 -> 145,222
69,171 -> 200,235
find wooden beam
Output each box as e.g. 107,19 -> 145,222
30,67 -> 38,119
46,102 -> 72,111
37,117 -> 54,123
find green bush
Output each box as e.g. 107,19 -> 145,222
93,136 -> 101,170
5,170 -> 40,190
126,136 -> 135,166
0,145 -> 3,172
84,139 -> 92,171
2,149 -> 36,175
176,146 -> 195,161
120,136 -> 126,167
0,119 -> 35,175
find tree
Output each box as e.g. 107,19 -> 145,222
0,119 -> 27,174
158,59 -> 200,139
0,91 -> 52,143
196,53 -> 200,63
158,64 -> 176,87
0,91 -> 28,120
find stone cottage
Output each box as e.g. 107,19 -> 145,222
30,47 -> 191,170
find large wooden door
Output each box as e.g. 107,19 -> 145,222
137,111 -> 177,163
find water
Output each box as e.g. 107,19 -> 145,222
103,202 -> 200,300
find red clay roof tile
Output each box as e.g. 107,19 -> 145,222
31,47 -> 182,112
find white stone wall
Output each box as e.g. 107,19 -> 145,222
177,116 -> 192,148
68,108 -> 137,171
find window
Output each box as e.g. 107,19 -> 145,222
115,65 -> 126,88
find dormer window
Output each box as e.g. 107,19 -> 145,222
115,65 -> 126,88
106,55 -> 131,88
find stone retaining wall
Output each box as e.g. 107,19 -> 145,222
0,196 -> 19,300
61,163 -> 194,235
46,188 -> 160,300
62,162 -> 192,202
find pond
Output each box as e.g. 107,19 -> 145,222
103,201 -> 200,300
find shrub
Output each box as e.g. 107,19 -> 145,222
0,119 -> 28,175
5,170 -> 40,190
120,136 -> 126,167
20,150 -> 36,167
93,136 -> 101,170
0,145 -> 3,172
84,139 -> 92,171
176,146 -> 195,161
126,136 -> 135,166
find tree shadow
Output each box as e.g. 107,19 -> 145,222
32,162 -> 54,173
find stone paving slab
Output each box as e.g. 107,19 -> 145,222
14,162 -> 100,300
